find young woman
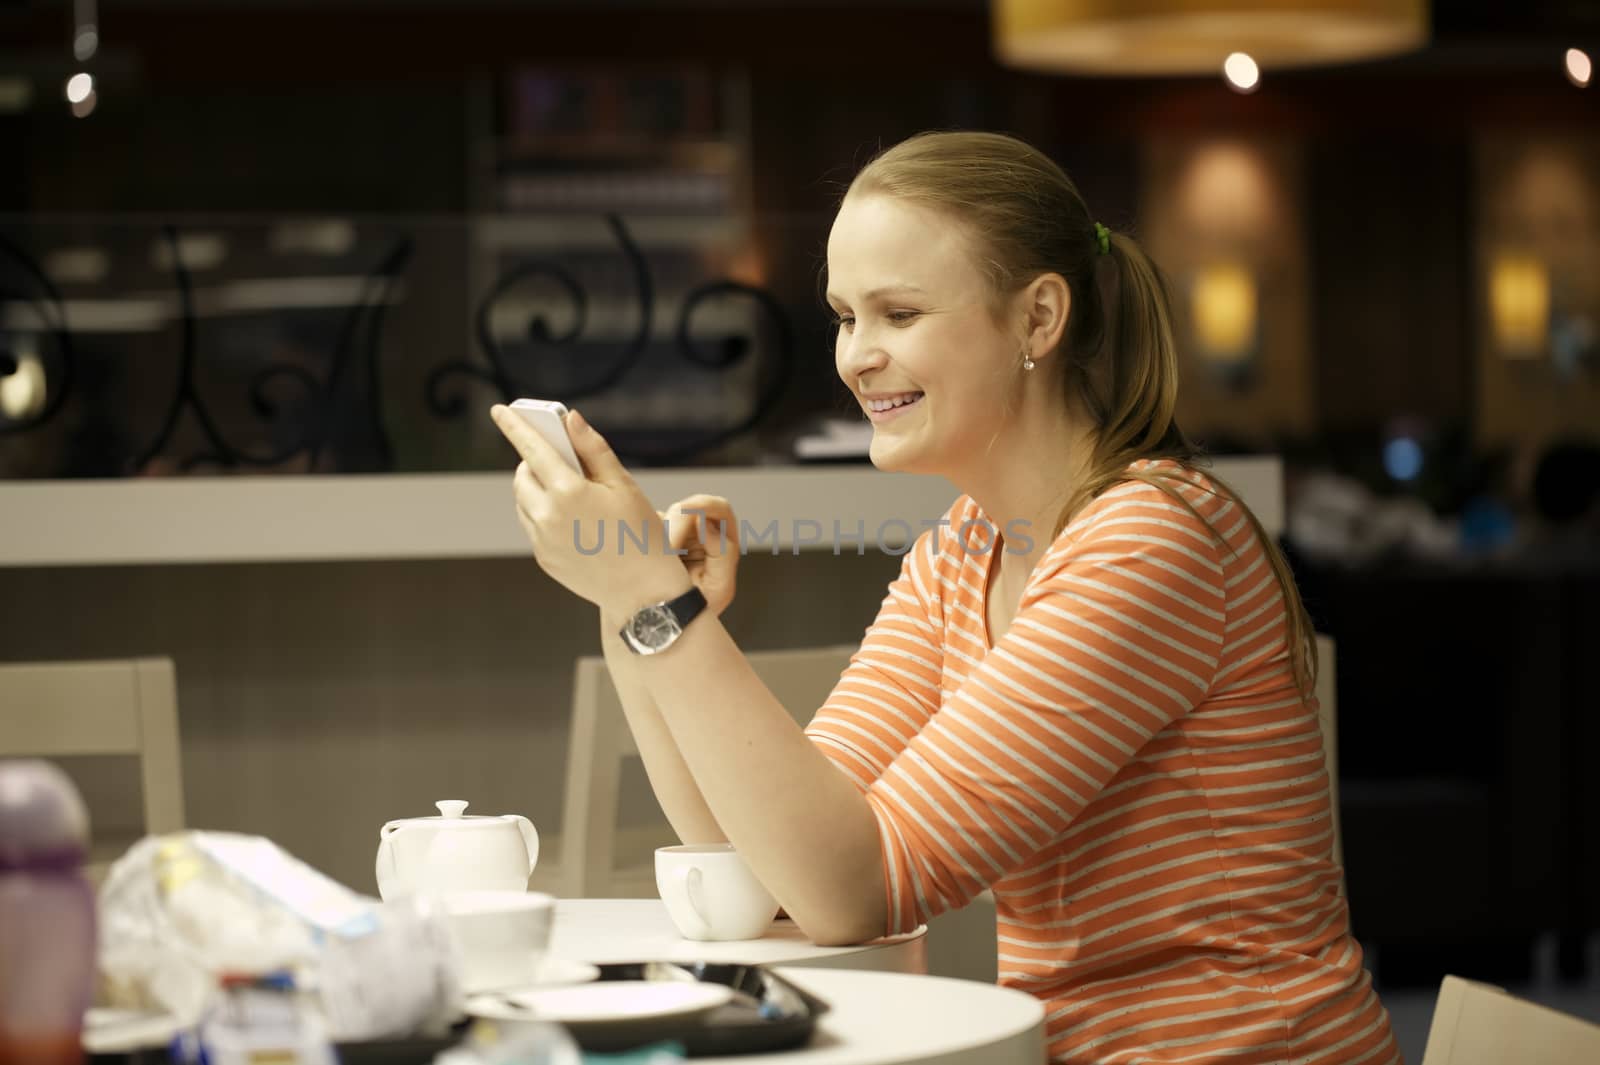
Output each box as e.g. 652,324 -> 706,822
490,130 -> 1400,1065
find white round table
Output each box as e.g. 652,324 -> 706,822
715,967 -> 1045,1065
549,898 -> 928,974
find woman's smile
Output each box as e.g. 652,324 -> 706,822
863,391 -> 925,422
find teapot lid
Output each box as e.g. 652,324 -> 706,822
390,799 -> 504,828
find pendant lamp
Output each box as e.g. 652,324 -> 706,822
993,0 -> 1429,76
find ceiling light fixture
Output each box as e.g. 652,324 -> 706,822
1566,48 -> 1592,88
1223,51 -> 1260,91
993,0 -> 1429,76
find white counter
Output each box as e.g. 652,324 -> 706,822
0,457 -> 1281,567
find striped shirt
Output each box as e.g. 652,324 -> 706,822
805,459 -> 1400,1065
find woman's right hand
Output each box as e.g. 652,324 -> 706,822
660,494 -> 741,617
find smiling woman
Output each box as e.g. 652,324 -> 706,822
491,130 -> 1399,1065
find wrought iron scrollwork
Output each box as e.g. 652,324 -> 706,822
135,226 -> 412,474
437,213 -> 793,464
428,213 -> 656,418
648,279 -> 794,464
1,212 -> 798,477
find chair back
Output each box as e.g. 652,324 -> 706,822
559,644 -> 856,898
0,657 -> 185,879
1313,634 -> 1343,873
1421,975 -> 1600,1065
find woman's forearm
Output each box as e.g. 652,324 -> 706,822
604,597 -> 887,946
599,616 -> 727,846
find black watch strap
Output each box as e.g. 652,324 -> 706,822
662,585 -> 707,628
618,585 -> 707,655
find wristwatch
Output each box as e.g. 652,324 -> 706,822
618,586 -> 707,656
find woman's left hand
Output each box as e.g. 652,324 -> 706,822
489,404 -> 691,618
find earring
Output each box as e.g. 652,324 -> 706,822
1023,356 -> 1036,371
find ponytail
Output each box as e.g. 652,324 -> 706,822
1060,230 -> 1319,700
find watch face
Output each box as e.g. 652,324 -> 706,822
629,605 -> 682,651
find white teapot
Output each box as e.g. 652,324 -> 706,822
375,799 -> 539,902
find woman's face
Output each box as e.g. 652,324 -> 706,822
826,192 -> 1020,477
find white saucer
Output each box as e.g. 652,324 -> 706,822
463,954 -> 601,994
465,980 -> 733,1030
528,955 -> 602,988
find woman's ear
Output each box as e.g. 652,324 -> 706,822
1022,273 -> 1071,364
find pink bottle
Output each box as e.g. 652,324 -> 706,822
0,760 -> 97,1065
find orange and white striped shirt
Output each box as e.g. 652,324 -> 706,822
806,459 -> 1400,1065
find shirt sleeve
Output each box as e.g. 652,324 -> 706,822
861,485 -> 1229,933
803,514 -> 951,791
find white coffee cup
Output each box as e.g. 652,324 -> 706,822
439,890 -> 555,992
655,844 -> 780,942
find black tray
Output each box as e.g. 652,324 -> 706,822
575,961 -> 830,1056
90,961 -> 829,1062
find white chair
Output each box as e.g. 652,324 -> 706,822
556,643 -> 1001,982
0,657 -> 185,882
1314,633 -> 1344,875
1421,974 -> 1600,1065
555,644 -> 858,900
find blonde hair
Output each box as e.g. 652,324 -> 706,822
845,130 -> 1317,698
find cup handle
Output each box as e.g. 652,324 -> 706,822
669,865 -> 713,939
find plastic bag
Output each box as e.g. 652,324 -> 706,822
97,831 -> 462,1042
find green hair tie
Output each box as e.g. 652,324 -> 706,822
1093,222 -> 1111,256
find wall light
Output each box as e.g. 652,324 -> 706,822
1191,260 -> 1258,364
0,341 -> 47,421
1489,254 -> 1550,360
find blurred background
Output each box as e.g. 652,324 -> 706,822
3,1 -> 1599,1057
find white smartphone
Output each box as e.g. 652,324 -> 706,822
509,398 -> 583,472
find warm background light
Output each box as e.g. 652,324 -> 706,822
1176,143 -> 1276,236
73,26 -> 98,62
1566,47 -> 1592,88
64,72 -> 93,104
0,77 -> 33,114
993,0 -> 1428,76
42,247 -> 111,285
150,233 -> 231,273
0,343 -> 47,421
1224,51 -> 1260,92
1192,260 -> 1258,362
1489,254 -> 1551,359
